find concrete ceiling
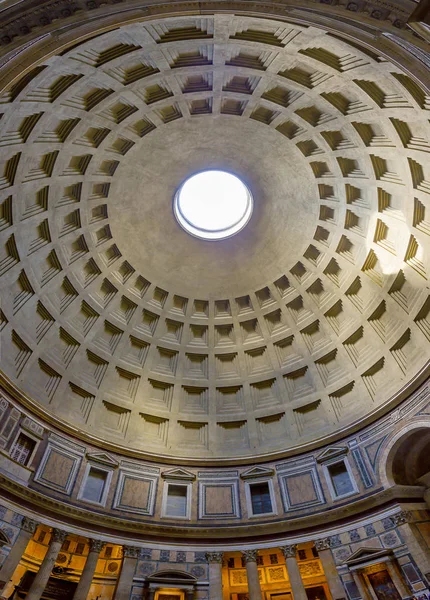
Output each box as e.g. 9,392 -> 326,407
0,14 -> 429,460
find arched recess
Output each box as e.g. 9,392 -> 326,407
379,420 -> 430,488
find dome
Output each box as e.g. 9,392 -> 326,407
0,3 -> 430,600
0,13 -> 428,463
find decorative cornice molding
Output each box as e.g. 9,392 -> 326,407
240,466 -> 275,480
161,468 -> 196,481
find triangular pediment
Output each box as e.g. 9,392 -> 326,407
241,466 -> 275,479
161,468 -> 196,481
316,446 -> 348,463
343,546 -> 392,565
86,452 -> 119,467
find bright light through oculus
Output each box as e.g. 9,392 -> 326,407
174,170 -> 253,240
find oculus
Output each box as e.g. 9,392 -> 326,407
173,170 -> 253,240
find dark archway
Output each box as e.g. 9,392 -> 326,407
388,426 -> 430,485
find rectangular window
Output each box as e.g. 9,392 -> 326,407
298,549 -> 307,561
250,482 -> 272,515
10,433 -> 36,466
312,547 -> 319,558
257,556 -> 264,566
165,484 -> 188,517
82,467 -> 107,503
104,546 -> 113,558
37,531 -> 46,544
270,554 -> 279,565
328,461 -> 354,497
227,558 -> 235,569
75,542 -> 85,555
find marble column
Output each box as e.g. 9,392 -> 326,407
206,552 -> 223,600
114,545 -> 140,600
385,560 -> 410,599
242,550 -> 262,600
72,539 -> 105,600
26,528 -> 68,600
0,517 -> 38,592
280,545 -> 307,600
391,511 -> 430,581
315,538 -> 346,600
351,570 -> 371,600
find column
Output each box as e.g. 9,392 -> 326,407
242,550 -> 262,600
280,545 -> 307,600
0,517 -> 38,592
114,545 -> 140,600
72,539 -> 105,600
385,560 -> 410,599
26,528 -> 68,600
351,570 -> 371,600
206,552 -> 223,600
315,538 -> 346,600
391,511 -> 430,580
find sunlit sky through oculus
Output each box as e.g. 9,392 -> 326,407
174,170 -> 253,240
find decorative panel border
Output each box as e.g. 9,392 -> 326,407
198,479 -> 240,519
33,434 -> 85,494
112,468 -> 158,515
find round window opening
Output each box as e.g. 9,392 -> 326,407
173,170 -> 253,240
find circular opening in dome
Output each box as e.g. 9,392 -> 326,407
173,170 -> 253,240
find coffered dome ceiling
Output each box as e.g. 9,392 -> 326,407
0,14 -> 429,461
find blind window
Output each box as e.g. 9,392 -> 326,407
82,468 -> 107,503
328,462 -> 354,496
165,484 -> 188,517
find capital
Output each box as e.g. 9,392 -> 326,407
280,544 -> 297,559
206,552 -> 223,563
21,517 -> 38,534
90,539 -> 105,553
314,538 -> 331,552
51,528 -> 68,543
123,545 -> 141,559
391,510 -> 412,526
241,549 -> 259,563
